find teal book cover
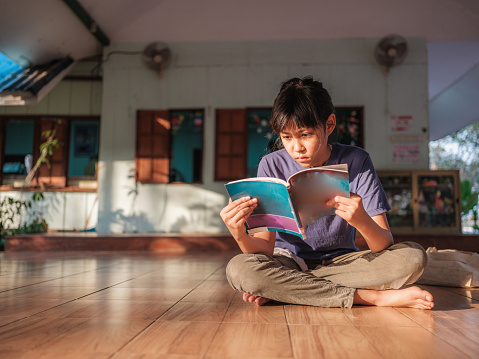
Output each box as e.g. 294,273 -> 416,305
225,164 -> 349,239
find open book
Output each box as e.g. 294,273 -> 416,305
225,164 -> 349,239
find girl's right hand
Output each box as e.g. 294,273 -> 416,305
220,197 -> 258,239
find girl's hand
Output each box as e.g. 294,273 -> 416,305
220,197 -> 258,239
327,193 -> 393,252
327,193 -> 369,228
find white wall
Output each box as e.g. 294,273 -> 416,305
0,80 -> 102,116
97,38 -> 429,234
0,191 -> 98,231
0,61 -> 100,231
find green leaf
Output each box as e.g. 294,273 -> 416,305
32,193 -> 44,202
461,180 -> 472,200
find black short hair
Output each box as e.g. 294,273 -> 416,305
270,76 -> 335,134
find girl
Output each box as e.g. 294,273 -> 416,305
220,76 -> 434,309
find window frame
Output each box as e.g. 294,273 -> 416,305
0,115 -> 100,192
215,108 -> 277,182
214,108 -> 248,181
135,109 -> 205,184
332,106 -> 364,148
214,106 -> 365,182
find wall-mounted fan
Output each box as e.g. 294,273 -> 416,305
141,42 -> 171,77
374,35 -> 408,75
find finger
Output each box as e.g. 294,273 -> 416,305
224,196 -> 250,209
229,197 -> 257,214
331,195 -> 362,209
333,203 -> 347,213
325,196 -> 335,207
349,192 -> 360,199
230,196 -> 253,206
227,197 -> 258,212
325,196 -> 348,209
222,197 -> 257,217
230,204 -> 257,223
222,201 -> 258,228
332,207 -> 350,222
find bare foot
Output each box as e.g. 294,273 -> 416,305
243,292 -> 271,306
355,286 -> 434,309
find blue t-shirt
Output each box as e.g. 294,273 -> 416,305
257,143 -> 391,261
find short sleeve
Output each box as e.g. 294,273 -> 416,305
257,157 -> 271,177
353,155 -> 391,217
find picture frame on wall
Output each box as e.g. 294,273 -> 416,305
74,125 -> 97,156
333,106 -> 364,148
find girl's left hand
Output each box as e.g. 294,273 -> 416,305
326,193 -> 369,228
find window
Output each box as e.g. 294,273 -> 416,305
2,120 -> 35,180
0,116 -> 100,190
247,109 -> 277,177
333,107 -> 364,148
36,118 -> 68,188
215,109 -> 248,181
215,108 -> 276,181
68,121 -> 100,178
214,107 -> 363,181
136,109 -> 204,184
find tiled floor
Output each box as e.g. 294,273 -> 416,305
0,250 -> 478,358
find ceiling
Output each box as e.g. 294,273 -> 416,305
1,0 -> 479,139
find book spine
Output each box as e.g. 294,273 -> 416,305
299,227 -> 307,240
287,195 -> 305,240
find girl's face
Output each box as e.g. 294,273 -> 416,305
279,114 -> 336,168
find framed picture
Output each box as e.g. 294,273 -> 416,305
74,125 -> 97,156
334,106 -> 364,148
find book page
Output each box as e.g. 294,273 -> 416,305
226,177 -> 288,186
287,164 -> 348,183
288,165 -> 350,229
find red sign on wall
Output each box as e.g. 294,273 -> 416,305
391,115 -> 413,132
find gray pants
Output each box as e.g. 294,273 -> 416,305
226,241 -> 427,308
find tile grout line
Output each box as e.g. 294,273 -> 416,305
440,286 -> 479,303
0,277 -> 149,329
393,305 -> 477,359
396,303 -> 479,359
283,305 -> 298,359
0,261 -> 138,294
345,307 -> 388,359
200,263 -> 235,359
0,267 -> 168,329
108,262 -> 229,359
422,326 -> 478,359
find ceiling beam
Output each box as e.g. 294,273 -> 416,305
62,0 -> 110,47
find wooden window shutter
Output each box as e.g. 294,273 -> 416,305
215,109 -> 248,181
37,118 -> 68,188
136,110 -> 170,183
